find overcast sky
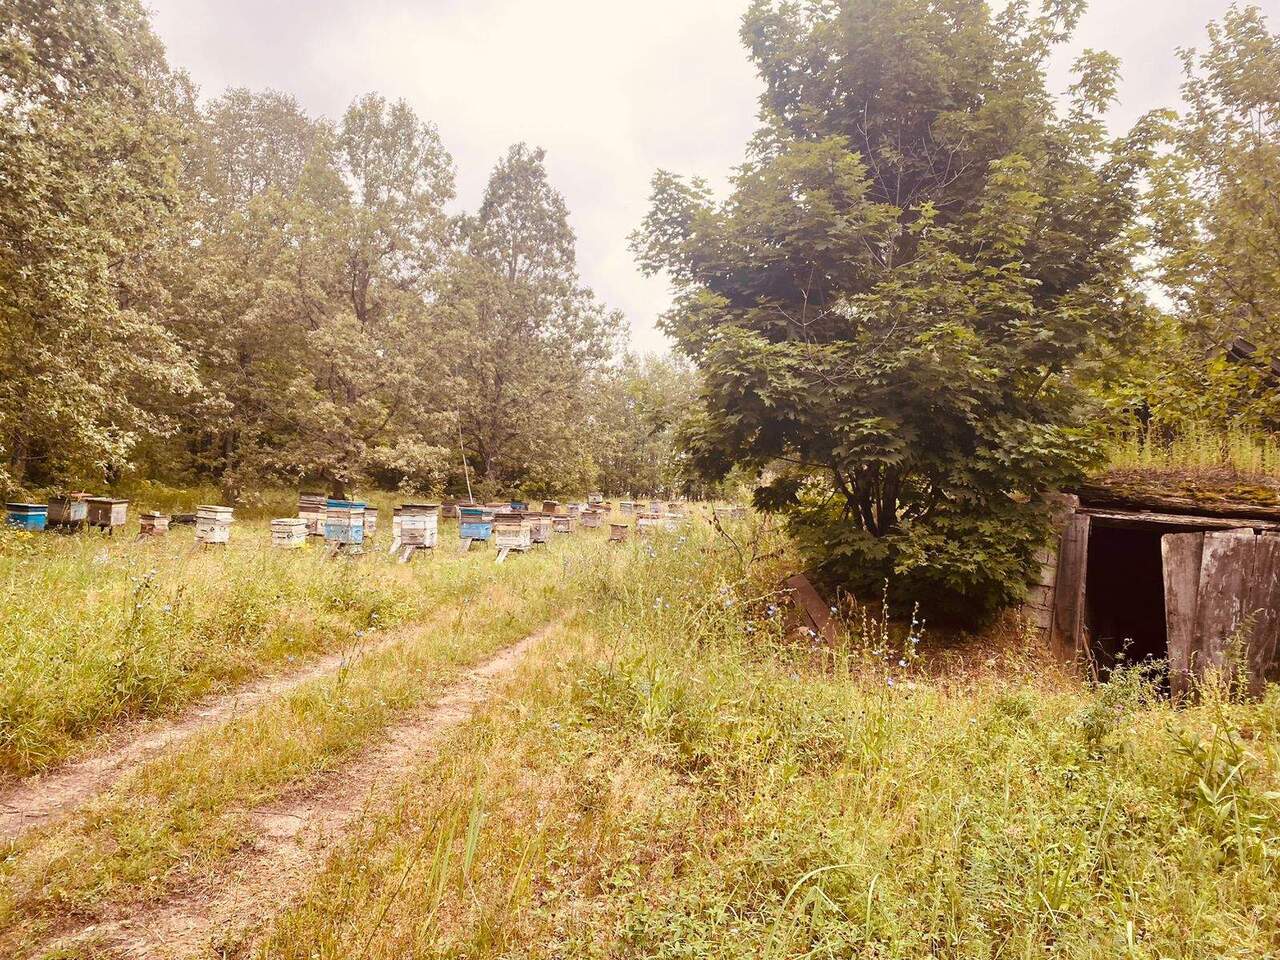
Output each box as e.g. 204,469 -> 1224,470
147,0 -> 1255,353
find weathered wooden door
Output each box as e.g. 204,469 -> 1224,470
1050,513 -> 1091,665
1161,529 -> 1280,696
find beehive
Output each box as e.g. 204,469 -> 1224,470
46,495 -> 88,529
553,515 -> 576,535
324,500 -> 365,546
5,503 -> 47,532
648,501 -> 663,514
580,508 -> 602,529
528,513 -> 552,545
609,522 -> 629,543
636,512 -> 662,536
400,503 -> 439,548
459,505 -> 493,542
542,500 -> 560,515
440,500 -> 461,520
139,512 -> 170,537
298,493 -> 327,537
510,499 -> 529,513
271,517 -> 307,549
664,512 -> 686,532
588,492 -> 604,505
619,501 -> 635,515
86,498 -> 128,531
195,505 -> 234,545
494,512 -> 532,552
567,503 -> 582,519
364,506 -> 378,539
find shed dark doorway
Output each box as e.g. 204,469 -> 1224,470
1085,525 -> 1169,677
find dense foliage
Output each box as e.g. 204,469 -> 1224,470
636,0 -> 1149,622
0,0 -> 675,500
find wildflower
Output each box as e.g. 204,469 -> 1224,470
898,659 -> 907,667
886,677 -> 895,687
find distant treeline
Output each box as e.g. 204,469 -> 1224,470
0,2 -> 697,500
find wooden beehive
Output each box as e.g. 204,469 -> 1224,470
528,513 -> 552,544
440,500 -> 462,520
5,503 -> 47,532
636,512 -> 662,536
46,495 -> 88,529
86,498 -> 128,530
609,522 -> 629,543
271,518 -> 307,549
619,501 -> 635,515
459,505 -> 493,542
139,512 -> 170,538
588,492 -> 604,505
298,493 -> 327,537
364,506 -> 378,539
494,512 -> 532,552
324,500 -> 365,546
552,515 -> 576,535
580,508 -> 602,529
400,503 -> 440,548
195,505 -> 234,545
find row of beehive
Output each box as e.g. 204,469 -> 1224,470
6,493 -> 736,548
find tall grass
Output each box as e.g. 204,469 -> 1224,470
1106,424 -> 1280,478
254,520 -> 1280,960
0,518 -> 490,777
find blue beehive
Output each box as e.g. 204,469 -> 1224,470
324,499 -> 365,545
5,503 -> 48,532
459,505 -> 493,541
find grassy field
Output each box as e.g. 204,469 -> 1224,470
0,507 -> 1277,958
0,513 -> 500,777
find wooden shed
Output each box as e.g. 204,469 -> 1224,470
1032,474 -> 1280,696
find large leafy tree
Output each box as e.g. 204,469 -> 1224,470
1134,4 -> 1280,430
635,0 -> 1145,621
0,0 -> 197,491
443,144 -> 622,497
166,93 -> 456,497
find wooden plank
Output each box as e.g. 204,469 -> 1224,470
1161,532 -> 1204,699
1050,513 -> 1090,665
1074,482 -> 1280,521
1241,532 -> 1280,696
1194,529 -> 1258,682
1080,509 -> 1280,533
783,574 -> 839,645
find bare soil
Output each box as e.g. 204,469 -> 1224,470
36,621 -> 556,960
0,626 -> 417,843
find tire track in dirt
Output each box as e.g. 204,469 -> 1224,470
0,617 -> 445,843
38,619 -> 559,960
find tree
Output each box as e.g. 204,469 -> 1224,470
164,93 -> 457,497
1136,4 -> 1280,430
592,354 -> 698,497
443,144 -> 623,497
634,0 -> 1145,622
0,0 -> 197,492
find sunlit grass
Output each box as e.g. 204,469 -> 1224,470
255,520 -> 1280,960
1105,424 -> 1280,478
0,517 -> 488,777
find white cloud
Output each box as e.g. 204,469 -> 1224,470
148,0 -> 1241,354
